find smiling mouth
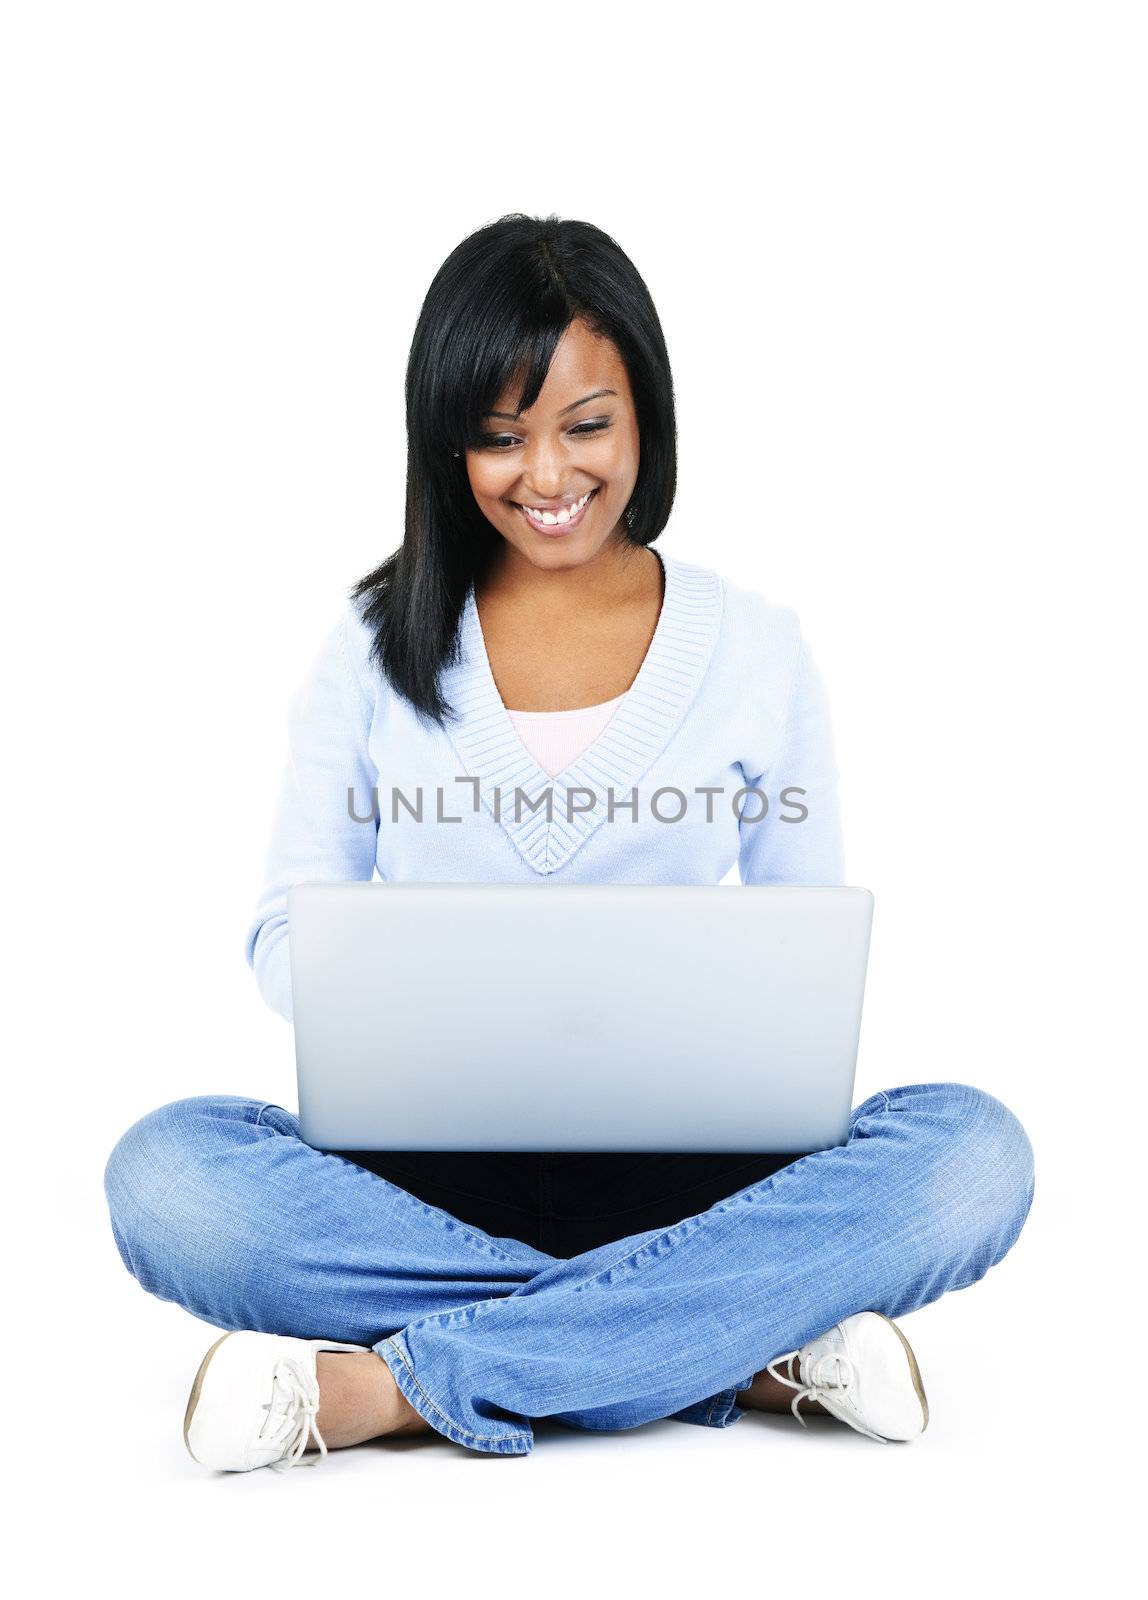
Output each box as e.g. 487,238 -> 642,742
512,487 -> 599,535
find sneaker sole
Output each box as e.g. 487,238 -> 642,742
183,1330 -> 236,1462
873,1312 -> 930,1434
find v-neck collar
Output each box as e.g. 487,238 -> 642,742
439,548 -> 725,876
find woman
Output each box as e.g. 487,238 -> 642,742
103,213 -> 1035,1472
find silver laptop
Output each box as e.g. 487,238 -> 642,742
287,883 -> 873,1153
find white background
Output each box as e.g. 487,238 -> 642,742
4,1 -> 1143,1593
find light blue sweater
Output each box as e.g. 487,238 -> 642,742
245,549 -> 846,1022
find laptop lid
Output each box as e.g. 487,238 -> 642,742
287,882 -> 873,1153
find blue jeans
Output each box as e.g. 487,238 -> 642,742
103,1081 -> 1035,1456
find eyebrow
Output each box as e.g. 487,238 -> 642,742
482,388 -> 618,422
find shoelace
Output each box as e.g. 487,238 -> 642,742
258,1357 -> 328,1471
764,1347 -> 887,1444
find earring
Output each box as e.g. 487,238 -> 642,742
453,450 -> 461,458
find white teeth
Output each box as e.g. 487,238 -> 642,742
521,489 -> 593,525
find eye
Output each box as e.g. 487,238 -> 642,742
477,418 -> 613,450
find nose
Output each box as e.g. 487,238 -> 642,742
519,431 -> 569,499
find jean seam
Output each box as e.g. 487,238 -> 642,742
556,1210 -> 709,1290
514,1178 -> 765,1298
704,1391 -> 727,1425
255,1101 -> 534,1269
683,1092 -> 893,1224
375,1184 -> 532,1268
384,1336 -> 532,1446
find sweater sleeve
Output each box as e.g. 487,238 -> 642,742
738,631 -> 846,887
243,608 -> 380,1022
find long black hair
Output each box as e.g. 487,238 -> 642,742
350,212 -> 678,725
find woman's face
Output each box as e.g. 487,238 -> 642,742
464,317 -> 641,573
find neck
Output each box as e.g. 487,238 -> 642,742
477,534 -> 659,616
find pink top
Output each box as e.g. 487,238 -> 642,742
506,692 -> 628,779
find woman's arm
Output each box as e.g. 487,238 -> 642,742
244,608 -> 379,1022
738,630 -> 846,887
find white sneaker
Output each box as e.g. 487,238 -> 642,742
183,1330 -> 371,1472
765,1311 -> 930,1443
